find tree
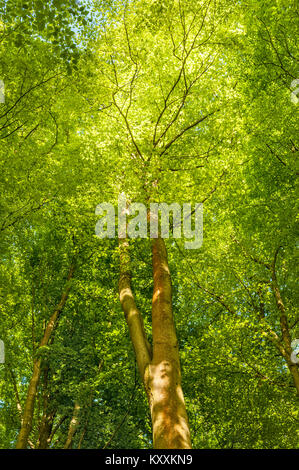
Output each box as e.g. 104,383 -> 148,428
0,0 -> 298,450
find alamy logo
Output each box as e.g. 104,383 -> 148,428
95,193 -> 203,249
0,80 -> 4,103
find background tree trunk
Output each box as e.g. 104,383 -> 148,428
64,402 -> 81,449
16,263 -> 75,449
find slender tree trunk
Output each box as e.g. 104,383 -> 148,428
119,238 -> 152,379
64,402 -> 81,449
48,415 -> 68,446
16,359 -> 43,449
37,367 -> 56,449
16,262 -> 75,449
118,237 -> 191,449
77,426 -> 87,449
38,408 -> 55,449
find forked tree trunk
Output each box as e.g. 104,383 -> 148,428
16,263 -> 75,449
119,237 -> 191,449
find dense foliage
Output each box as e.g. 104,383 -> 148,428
0,0 -> 298,449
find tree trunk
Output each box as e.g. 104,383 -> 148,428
64,402 -> 81,449
16,262 -> 75,449
119,238 -> 152,379
118,237 -> 191,449
37,366 -> 56,449
148,237 -> 191,448
38,408 -> 55,449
